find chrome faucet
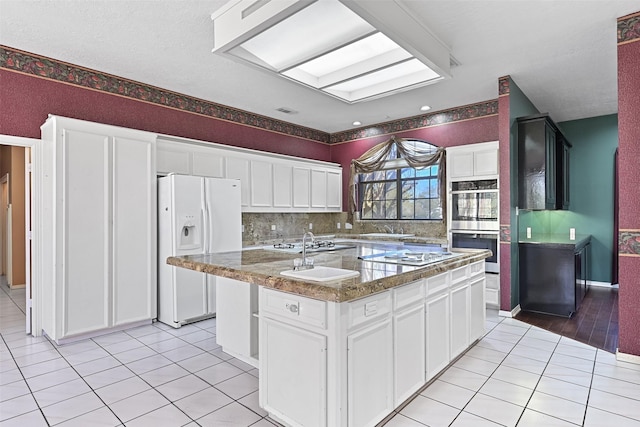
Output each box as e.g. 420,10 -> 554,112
383,225 -> 394,234
294,231 -> 315,270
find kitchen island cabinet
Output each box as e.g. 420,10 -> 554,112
392,280 -> 426,406
169,243 -> 490,427
519,234 -> 591,317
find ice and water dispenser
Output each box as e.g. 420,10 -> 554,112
177,214 -> 202,250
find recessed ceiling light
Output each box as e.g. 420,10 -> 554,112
352,121 -> 362,126
420,105 -> 431,112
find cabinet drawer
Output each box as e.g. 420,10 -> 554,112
393,280 -> 424,310
426,272 -> 449,296
451,266 -> 468,284
469,261 -> 484,277
261,288 -> 327,329
348,291 -> 391,330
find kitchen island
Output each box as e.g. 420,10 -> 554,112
168,242 -> 491,427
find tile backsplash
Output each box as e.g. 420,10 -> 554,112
242,212 -> 446,244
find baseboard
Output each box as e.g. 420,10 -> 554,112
616,350 -> 640,365
588,280 -> 618,288
49,319 -> 152,345
499,304 -> 521,318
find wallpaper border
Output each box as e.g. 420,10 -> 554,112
618,12 -> 640,44
1,45 -> 500,145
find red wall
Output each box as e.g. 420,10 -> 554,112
0,70 -> 331,162
1,66 -> 499,213
498,91 -> 512,312
329,115 -> 499,209
617,15 -> 640,356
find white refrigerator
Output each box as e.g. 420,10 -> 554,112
157,174 -> 242,328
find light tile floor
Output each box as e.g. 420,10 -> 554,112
2,284 -> 640,426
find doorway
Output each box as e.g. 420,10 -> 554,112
0,174 -> 8,280
0,135 -> 38,336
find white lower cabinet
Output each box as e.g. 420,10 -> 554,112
393,303 -> 425,405
392,280 -> 425,406
469,275 -> 486,342
258,261 -> 486,427
348,319 -> 394,427
450,279 -> 470,359
426,290 -> 450,380
261,318 -> 327,427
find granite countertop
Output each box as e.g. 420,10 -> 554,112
518,233 -> 591,249
167,242 -> 491,303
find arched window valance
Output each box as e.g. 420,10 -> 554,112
348,136 -> 446,220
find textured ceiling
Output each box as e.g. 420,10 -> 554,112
1,0 -> 639,133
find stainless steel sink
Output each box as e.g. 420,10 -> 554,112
280,266 -> 360,282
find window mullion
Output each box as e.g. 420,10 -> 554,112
396,169 -> 402,219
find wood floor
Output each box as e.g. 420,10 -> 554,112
515,286 -> 619,353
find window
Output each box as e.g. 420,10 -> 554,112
358,142 -> 442,220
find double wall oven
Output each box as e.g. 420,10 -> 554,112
449,179 -> 499,273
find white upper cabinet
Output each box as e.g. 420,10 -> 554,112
157,137 -> 342,212
311,169 -> 327,208
157,140 -> 190,175
447,141 -> 498,180
226,157 -> 251,207
473,148 -> 499,176
449,150 -> 474,179
192,147 -> 224,178
326,170 -> 342,209
250,160 -> 273,207
292,167 -> 311,208
273,163 -> 293,208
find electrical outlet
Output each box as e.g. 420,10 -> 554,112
570,228 -> 576,240
526,227 -> 532,239
271,224 -> 276,231
309,223 -> 313,230
337,222 -> 341,229
345,223 -> 353,230
242,224 -> 245,233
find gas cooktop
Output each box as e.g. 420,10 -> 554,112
263,240 -> 356,254
359,251 -> 465,267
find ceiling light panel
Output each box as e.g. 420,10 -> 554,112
212,0 -> 452,103
282,32 -> 412,88
324,58 -> 442,102
235,0 -> 373,71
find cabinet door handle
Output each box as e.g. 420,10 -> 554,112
286,303 -> 299,313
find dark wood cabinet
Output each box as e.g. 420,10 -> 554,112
557,133 -> 571,210
519,237 -> 590,318
517,114 -> 571,210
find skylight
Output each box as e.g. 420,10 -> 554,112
211,0 -> 452,103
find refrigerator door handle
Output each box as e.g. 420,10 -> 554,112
202,205 -> 209,254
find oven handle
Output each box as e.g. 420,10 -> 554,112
451,231 -> 499,237
450,189 -> 499,194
